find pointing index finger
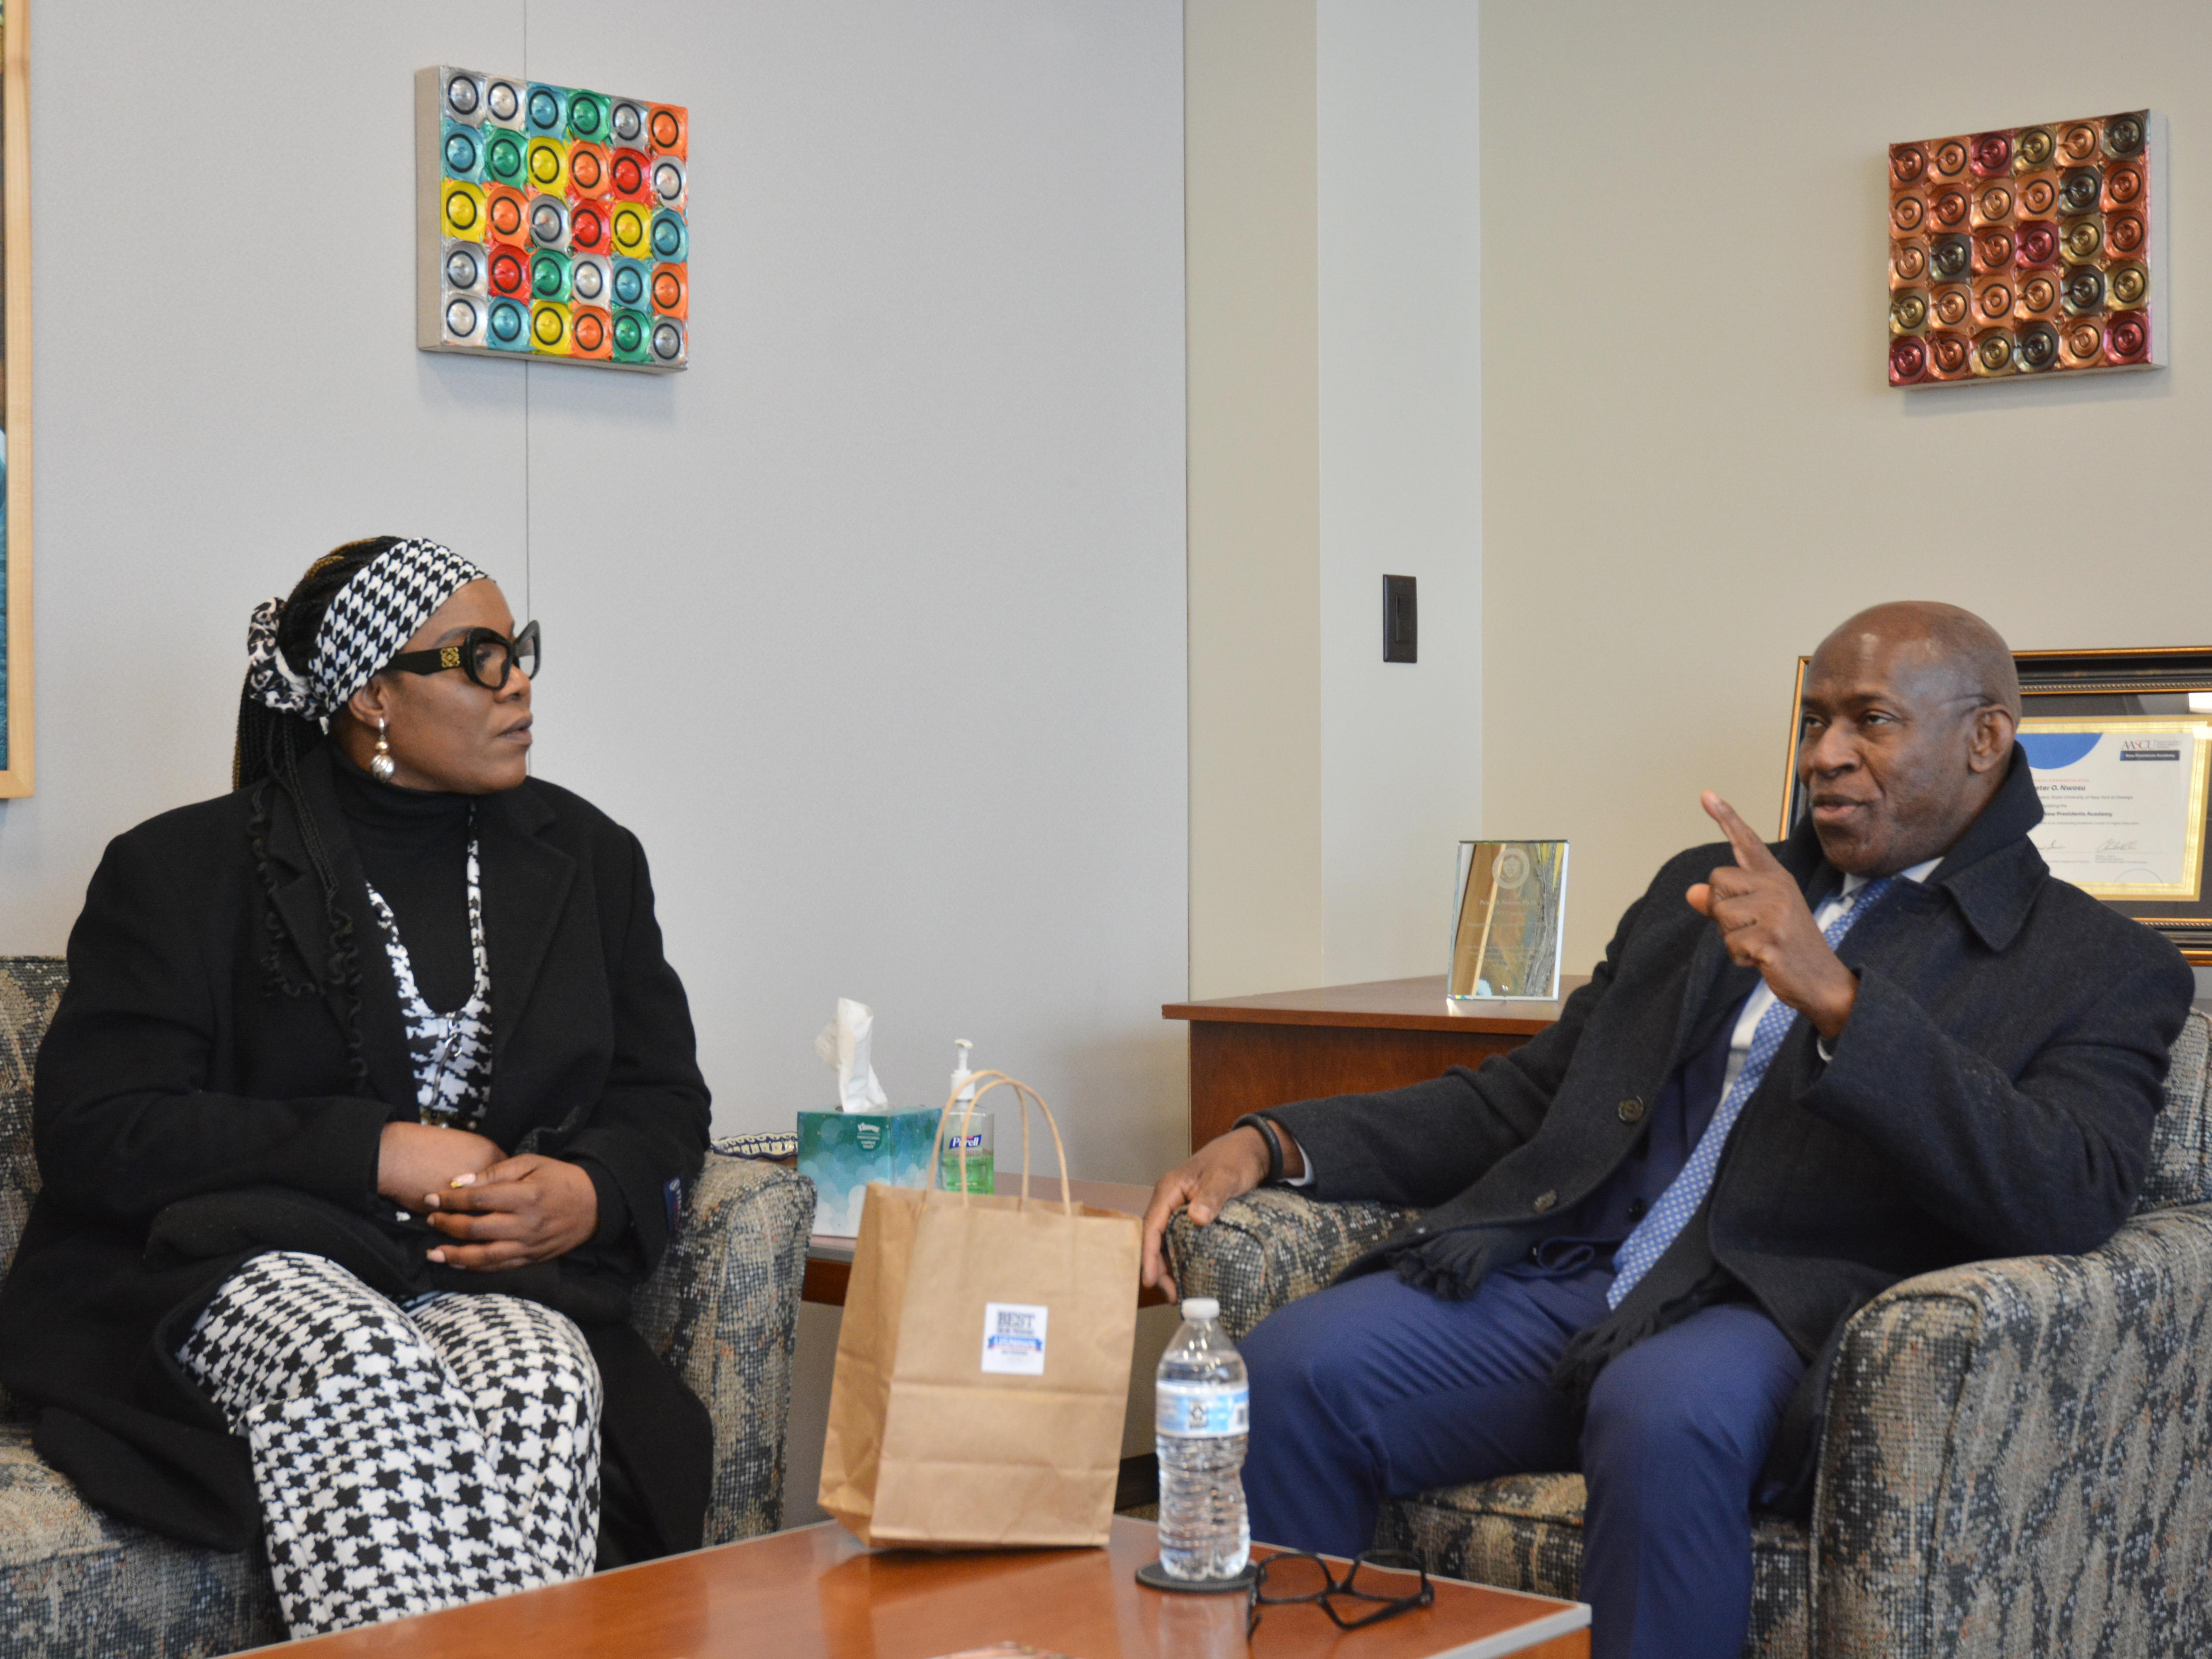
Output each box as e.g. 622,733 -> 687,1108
1702,791 -> 1783,871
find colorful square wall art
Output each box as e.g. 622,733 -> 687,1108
1888,112 -> 2164,387
416,67 -> 688,373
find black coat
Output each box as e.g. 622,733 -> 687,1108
0,745 -> 715,1555
1267,752 -> 2195,1502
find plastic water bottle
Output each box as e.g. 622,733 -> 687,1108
1155,1296 -> 1251,1579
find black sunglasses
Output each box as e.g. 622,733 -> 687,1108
384,620 -> 541,693
1247,1549 -> 1433,1639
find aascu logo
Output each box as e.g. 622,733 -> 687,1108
2120,738 -> 2182,762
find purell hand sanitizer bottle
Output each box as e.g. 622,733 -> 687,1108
939,1039 -> 993,1194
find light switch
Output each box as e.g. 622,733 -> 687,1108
1384,575 -> 1416,663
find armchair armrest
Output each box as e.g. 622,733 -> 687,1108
1813,1203 -> 2212,1659
1164,1190 -> 1417,1342
628,1148 -> 816,1545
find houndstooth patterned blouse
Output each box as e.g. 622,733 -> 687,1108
363,831 -> 494,1131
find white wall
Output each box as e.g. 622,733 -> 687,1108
1186,0 -> 1324,1003
1317,0 -> 1483,985
1482,1 -> 2212,975
2,0 -> 1189,1182
1187,0 -> 1484,1002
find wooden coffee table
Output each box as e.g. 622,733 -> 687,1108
270,1516 -> 1589,1657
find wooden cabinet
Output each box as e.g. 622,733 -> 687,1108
1163,973 -> 1582,1152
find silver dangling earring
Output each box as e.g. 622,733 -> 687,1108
369,718 -> 397,783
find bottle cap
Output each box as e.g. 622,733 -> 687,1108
1180,1297 -> 1219,1321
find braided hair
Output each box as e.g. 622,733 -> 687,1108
232,536 -> 402,1087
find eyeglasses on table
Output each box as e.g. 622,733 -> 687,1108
1246,1548 -> 1433,1640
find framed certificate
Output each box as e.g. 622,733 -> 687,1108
1779,647 -> 2212,962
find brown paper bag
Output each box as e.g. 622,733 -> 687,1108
818,1073 -> 1140,1548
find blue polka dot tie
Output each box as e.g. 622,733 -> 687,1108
1606,877 -> 1894,1309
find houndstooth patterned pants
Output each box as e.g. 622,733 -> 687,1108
178,1250 -> 602,1638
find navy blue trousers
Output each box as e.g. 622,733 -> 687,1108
1239,1262 -> 1804,1659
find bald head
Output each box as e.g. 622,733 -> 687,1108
1818,601 -> 2020,721
1796,601 -> 2021,875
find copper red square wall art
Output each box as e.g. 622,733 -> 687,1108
416,67 -> 689,373
1888,112 -> 2164,387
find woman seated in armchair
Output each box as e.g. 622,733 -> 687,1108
0,537 -> 713,1637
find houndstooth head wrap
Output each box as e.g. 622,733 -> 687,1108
245,539 -> 491,727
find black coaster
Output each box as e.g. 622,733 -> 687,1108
1135,1559 -> 1259,1594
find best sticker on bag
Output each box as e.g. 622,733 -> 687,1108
981,1302 -> 1049,1375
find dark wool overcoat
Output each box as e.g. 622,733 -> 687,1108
1265,751 -> 2195,1504
0,744 -> 715,1555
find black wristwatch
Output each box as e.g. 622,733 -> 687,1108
1233,1113 -> 1287,1185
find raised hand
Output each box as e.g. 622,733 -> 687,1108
1685,792 -> 1861,1039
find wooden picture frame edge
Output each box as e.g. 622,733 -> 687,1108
0,0 -> 32,797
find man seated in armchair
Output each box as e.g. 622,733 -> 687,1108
1140,602 -> 2194,1659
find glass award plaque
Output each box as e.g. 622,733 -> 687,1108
1448,840 -> 1569,1000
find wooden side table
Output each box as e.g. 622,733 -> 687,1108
1163,974 -> 1584,1152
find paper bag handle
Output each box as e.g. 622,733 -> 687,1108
932,1070 -> 1073,1215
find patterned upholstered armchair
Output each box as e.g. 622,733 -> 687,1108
1167,1010 -> 2212,1659
0,956 -> 816,1659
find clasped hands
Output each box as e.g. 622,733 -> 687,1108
376,1121 -> 599,1270
1686,791 -> 1859,1040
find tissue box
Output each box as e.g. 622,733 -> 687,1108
797,1107 -> 941,1235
